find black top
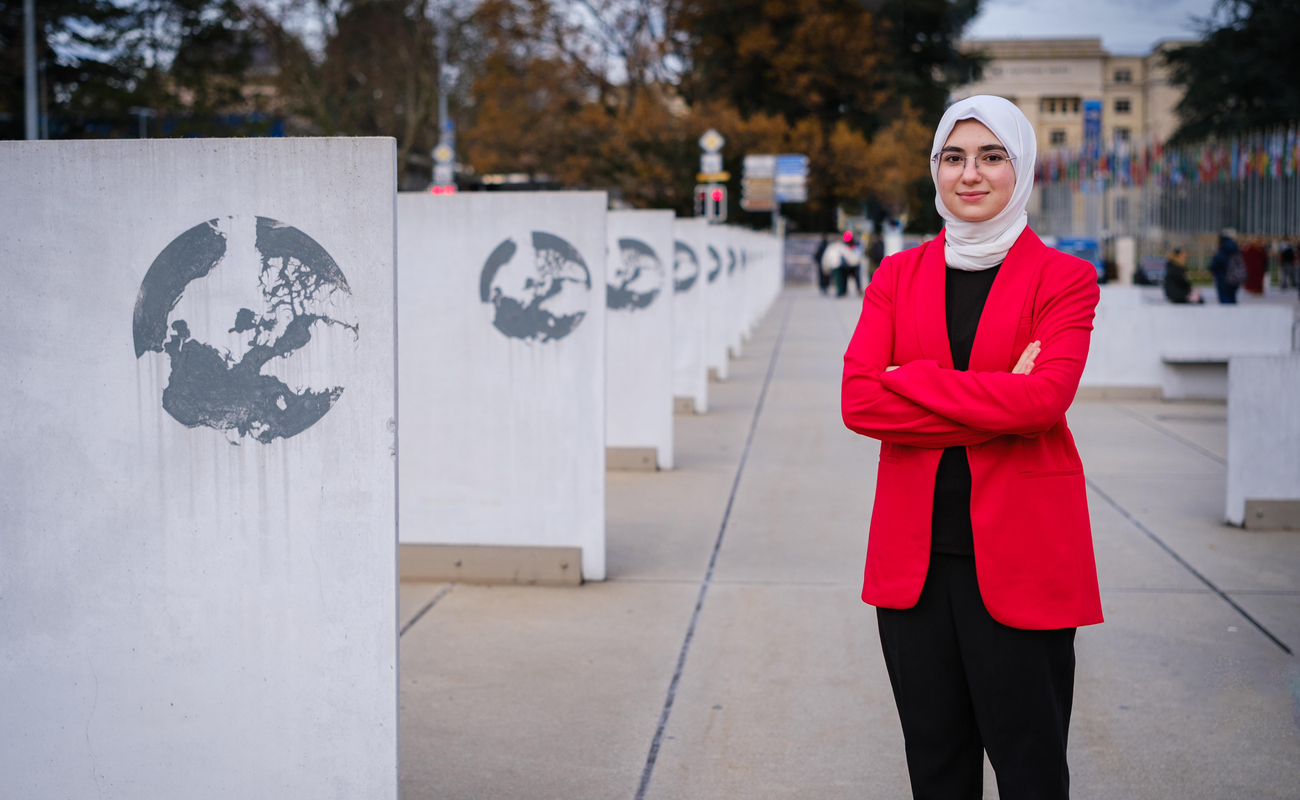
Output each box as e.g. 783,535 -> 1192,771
931,265 -> 1001,556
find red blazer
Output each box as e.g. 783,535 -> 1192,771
841,228 -> 1103,630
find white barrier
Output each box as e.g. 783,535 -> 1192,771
672,218 -> 709,414
397,191 -> 607,581
703,227 -> 731,380
606,209 -> 675,469
1079,286 -> 1295,398
0,139 -> 398,797
1226,355 -> 1300,528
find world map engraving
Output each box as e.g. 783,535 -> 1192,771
132,216 -> 357,444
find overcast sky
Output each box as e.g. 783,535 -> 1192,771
963,0 -> 1220,54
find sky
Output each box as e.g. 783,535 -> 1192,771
963,0 -> 1220,55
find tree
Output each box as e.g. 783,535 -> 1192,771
1166,0 -> 1300,142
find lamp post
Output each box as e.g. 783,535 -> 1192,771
24,0 -> 38,140
430,0 -> 456,192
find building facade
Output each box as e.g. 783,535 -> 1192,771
952,38 -> 1192,150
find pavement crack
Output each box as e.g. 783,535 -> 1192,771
400,584 -> 454,638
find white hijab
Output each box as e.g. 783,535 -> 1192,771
930,95 -> 1037,271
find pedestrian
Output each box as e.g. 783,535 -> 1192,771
814,234 -> 831,295
1241,238 -> 1266,295
842,94 -> 1101,800
842,233 -> 865,296
1163,248 -> 1202,304
1280,239 -> 1297,291
1209,229 -> 1243,304
821,231 -> 863,298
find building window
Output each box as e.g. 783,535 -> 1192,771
1050,130 -> 1067,146
1114,68 -> 1132,83
1114,127 -> 1132,144
1114,98 -> 1132,114
1040,97 -> 1081,115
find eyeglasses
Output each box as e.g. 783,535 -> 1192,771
932,151 -> 1016,172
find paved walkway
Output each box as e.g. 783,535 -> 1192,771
398,287 -> 1300,799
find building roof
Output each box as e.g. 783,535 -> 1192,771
959,37 -> 1108,59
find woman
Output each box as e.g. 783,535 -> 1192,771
841,95 -> 1102,800
1163,248 -> 1202,304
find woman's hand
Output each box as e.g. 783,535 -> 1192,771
1012,341 -> 1041,375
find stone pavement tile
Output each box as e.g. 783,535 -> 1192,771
1088,482 -> 1206,592
1072,591 -> 1300,800
1069,401 -> 1224,478
1222,592 -> 1300,659
1090,471 -> 1300,594
1114,401 -> 1228,463
644,584 -> 911,800
606,468 -> 737,582
399,581 -> 697,800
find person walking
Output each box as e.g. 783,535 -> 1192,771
1279,239 -> 1297,290
822,231 -> 863,298
814,234 -> 831,295
1209,231 -> 1244,304
1241,238 -> 1267,295
841,95 -> 1102,800
1163,248 -> 1202,304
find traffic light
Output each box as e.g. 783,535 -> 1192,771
694,183 -> 727,223
710,185 -> 727,222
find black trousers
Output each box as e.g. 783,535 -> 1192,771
877,554 -> 1076,800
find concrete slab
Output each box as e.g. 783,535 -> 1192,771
399,581 -> 698,799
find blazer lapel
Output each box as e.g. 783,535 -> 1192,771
915,231 -> 953,369
969,227 -> 1045,373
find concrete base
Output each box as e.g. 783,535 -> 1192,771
673,396 -> 698,415
1244,500 -> 1300,531
399,544 -> 583,585
1075,385 -> 1162,401
1226,354 -> 1300,526
1162,361 -> 1228,401
606,447 -> 658,472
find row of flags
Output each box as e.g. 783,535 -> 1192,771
1034,124 -> 1300,188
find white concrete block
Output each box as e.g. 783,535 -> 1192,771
1226,354 -> 1300,526
672,218 -> 709,414
702,226 -> 730,380
606,209 -> 675,469
0,139 -> 398,797
1080,286 -> 1294,393
397,191 -> 607,580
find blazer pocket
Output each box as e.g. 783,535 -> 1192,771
1019,467 -> 1084,479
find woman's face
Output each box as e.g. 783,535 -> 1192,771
936,119 -> 1016,223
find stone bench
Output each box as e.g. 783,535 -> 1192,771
1160,353 -> 1232,401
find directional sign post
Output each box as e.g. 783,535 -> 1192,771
431,140 -> 456,195
696,129 -> 729,221
743,153 -> 807,229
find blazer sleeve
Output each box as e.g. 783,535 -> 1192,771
842,253 -> 1000,448
878,256 -> 1099,436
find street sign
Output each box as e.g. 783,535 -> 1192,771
742,153 -> 807,209
433,143 -> 454,164
699,129 -> 725,154
696,171 -> 730,182
701,153 -> 722,174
